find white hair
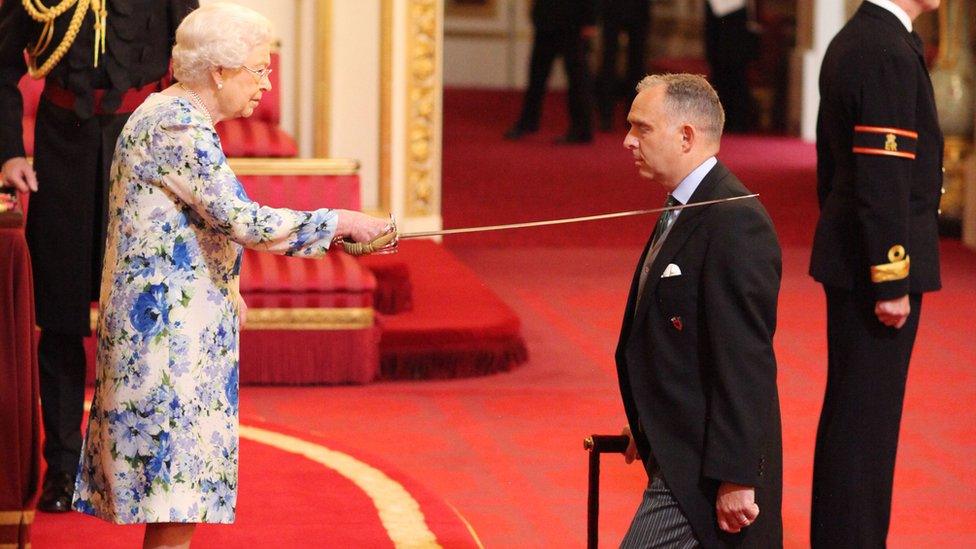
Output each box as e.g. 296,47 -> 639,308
172,2 -> 273,86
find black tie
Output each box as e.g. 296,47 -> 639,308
650,195 -> 680,248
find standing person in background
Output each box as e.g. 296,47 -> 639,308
504,0 -> 597,144
0,0 -> 198,513
810,1 -> 943,546
703,0 -> 756,133
595,0 -> 652,132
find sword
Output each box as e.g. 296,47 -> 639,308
337,193 -> 759,255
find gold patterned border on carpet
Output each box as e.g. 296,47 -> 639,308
239,425 -> 443,548
90,307 -> 374,332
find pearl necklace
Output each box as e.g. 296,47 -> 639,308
179,82 -> 213,124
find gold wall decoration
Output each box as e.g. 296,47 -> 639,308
380,0 -> 393,213
405,0 -> 440,216
314,0 -> 332,157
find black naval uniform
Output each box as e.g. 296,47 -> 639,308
0,0 -> 197,511
506,0 -> 596,142
809,2 -> 943,546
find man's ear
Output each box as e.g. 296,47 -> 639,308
680,124 -> 695,152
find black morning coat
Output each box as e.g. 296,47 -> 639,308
616,161 -> 783,548
810,2 -> 943,299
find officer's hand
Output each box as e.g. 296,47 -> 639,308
622,424 -> 638,464
875,295 -> 910,329
1,157 -> 38,193
580,25 -> 597,40
716,482 -> 759,534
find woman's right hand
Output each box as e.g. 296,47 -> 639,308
335,210 -> 391,243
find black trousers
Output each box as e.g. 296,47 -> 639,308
596,0 -> 649,119
514,26 -> 593,137
704,6 -> 753,133
26,97 -> 130,475
811,287 -> 923,548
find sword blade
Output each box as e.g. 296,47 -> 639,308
399,194 -> 759,239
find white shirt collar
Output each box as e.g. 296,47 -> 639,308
866,0 -> 913,32
671,156 -> 717,207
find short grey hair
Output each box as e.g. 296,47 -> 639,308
636,73 -> 725,141
172,2 -> 273,86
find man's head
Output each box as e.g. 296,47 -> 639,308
624,74 -> 724,190
890,0 -> 940,20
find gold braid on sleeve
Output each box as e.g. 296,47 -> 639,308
871,245 -> 911,283
21,0 -> 107,79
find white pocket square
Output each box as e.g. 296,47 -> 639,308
661,263 -> 682,278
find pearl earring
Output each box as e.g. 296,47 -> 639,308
217,83 -> 224,90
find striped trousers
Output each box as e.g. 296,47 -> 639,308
620,475 -> 700,549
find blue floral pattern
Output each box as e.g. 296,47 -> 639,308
73,94 -> 338,524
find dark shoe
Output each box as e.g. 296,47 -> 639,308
38,472 -> 74,513
503,125 -> 537,140
553,132 -> 593,145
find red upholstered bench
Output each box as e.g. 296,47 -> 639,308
230,158 -> 379,384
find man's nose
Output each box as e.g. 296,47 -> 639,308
623,133 -> 637,149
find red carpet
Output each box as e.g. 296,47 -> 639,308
32,414 -> 481,548
363,240 -> 528,380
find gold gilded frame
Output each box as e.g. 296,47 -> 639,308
405,0 -> 440,216
228,157 -> 359,176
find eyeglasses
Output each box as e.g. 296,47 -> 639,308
240,64 -> 272,81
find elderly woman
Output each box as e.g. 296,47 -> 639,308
70,3 -> 388,547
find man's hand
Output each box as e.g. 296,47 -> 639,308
622,424 -> 638,464
1,157 -> 38,193
716,482 -> 759,534
580,25 -> 597,40
875,294 -> 910,329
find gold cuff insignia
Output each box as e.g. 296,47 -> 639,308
871,245 -> 910,283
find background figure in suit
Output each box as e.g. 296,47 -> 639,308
504,0 -> 596,143
595,0 -> 651,131
0,0 -> 198,512
616,73 -> 782,548
810,1 -> 943,546
704,0 -> 755,133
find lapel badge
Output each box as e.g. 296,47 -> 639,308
670,316 -> 683,331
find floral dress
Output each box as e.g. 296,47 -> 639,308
72,94 -> 338,524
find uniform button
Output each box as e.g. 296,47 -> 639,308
942,167 -> 946,173
941,187 -> 947,194
938,208 -> 942,215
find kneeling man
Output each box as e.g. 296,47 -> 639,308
615,73 -> 783,548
